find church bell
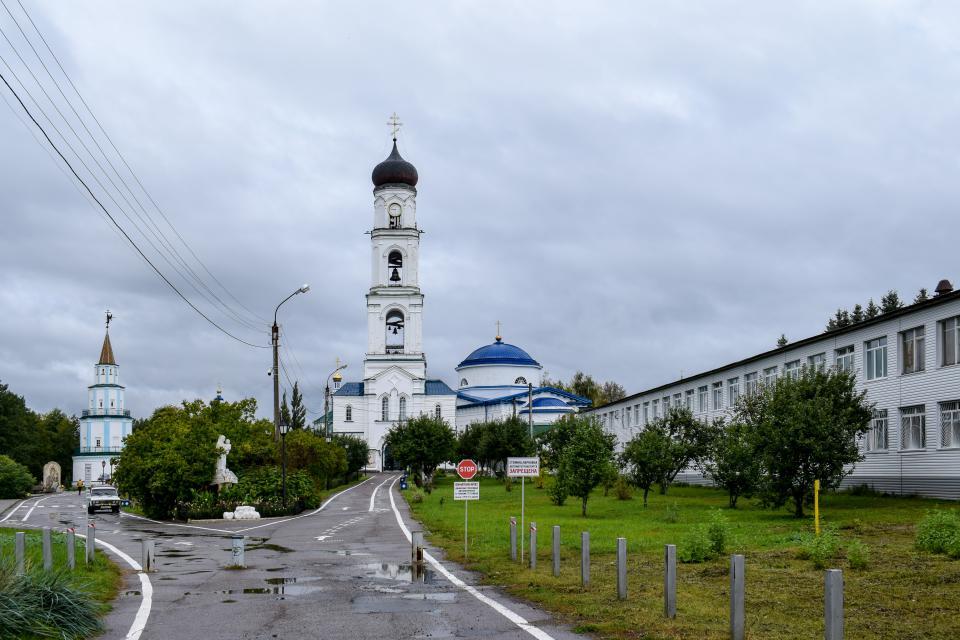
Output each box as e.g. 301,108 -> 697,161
390,268 -> 401,283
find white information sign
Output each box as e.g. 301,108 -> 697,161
454,481 -> 480,501
507,457 -> 540,478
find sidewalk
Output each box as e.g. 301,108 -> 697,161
0,498 -> 23,519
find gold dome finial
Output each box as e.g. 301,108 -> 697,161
495,320 -> 502,343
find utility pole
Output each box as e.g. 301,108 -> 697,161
272,321 -> 280,441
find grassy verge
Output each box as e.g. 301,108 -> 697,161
0,527 -> 122,639
407,476 -> 960,639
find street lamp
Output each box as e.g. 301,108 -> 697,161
279,420 -> 290,509
272,284 -> 310,441
325,362 -> 348,441
101,460 -> 106,483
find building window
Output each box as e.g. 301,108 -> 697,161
743,372 -> 758,396
867,409 -> 887,451
942,316 -> 960,366
941,401 -> 960,448
762,366 -> 777,386
110,399 -> 115,408
399,397 -> 407,421
697,386 -> 708,412
460,378 -> 468,387
435,404 -> 441,420
381,396 -> 389,421
784,360 -> 801,380
662,395 -> 671,410
808,353 -> 826,371
865,337 -> 887,380
625,407 -> 631,426
900,326 -> 925,374
712,382 -> 723,410
98,399 -> 103,408
634,404 -> 641,425
642,402 -> 649,424
95,438 -> 101,448
835,346 -> 854,373
345,405 -> 353,422
673,393 -> 682,409
728,377 -> 740,405
387,250 -> 403,284
514,377 -> 527,385
652,399 -> 659,419
685,389 -> 695,410
900,405 -> 926,450
385,310 -> 405,353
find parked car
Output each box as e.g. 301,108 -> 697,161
86,485 -> 121,514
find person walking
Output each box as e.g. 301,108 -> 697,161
77,479 -> 84,496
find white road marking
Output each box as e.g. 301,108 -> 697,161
22,494 -> 57,521
231,475 -> 377,533
75,530 -> 152,640
173,541 -> 194,546
368,474 -> 396,512
0,498 -> 28,523
387,477 -> 557,640
121,511 -> 233,534
315,535 -> 330,541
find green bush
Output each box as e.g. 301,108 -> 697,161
0,454 -> 35,499
663,501 -> 680,524
0,557 -> 101,639
707,509 -> 729,556
614,475 -> 633,500
548,475 -> 568,506
846,539 -> 870,569
679,525 -> 714,563
797,525 -> 841,569
915,510 -> 960,555
409,488 -> 425,504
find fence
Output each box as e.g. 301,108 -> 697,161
2,526 -> 156,575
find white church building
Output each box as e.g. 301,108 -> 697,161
72,321 -> 134,485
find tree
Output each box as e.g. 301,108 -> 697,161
537,413 -> 578,471
0,381 -> 79,483
384,415 -> 456,488
704,421 -> 761,508
285,429 -> 347,487
851,303 -> 864,323
477,418 -> 534,476
777,334 -> 788,348
654,406 -> 718,494
455,423 -> 486,470
290,382 -> 306,430
546,372 -> 626,407
335,435 -> 369,480
555,415 -> 616,516
865,298 -> 880,319
0,454 -> 35,498
598,381 -> 627,405
880,290 -> 904,313
280,390 -> 292,428
743,367 -> 872,517
621,426 -> 672,506
914,288 -> 929,304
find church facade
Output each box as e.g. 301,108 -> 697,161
71,324 -> 134,485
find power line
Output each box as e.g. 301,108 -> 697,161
0,68 -> 269,348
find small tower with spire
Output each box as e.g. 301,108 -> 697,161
72,311 -> 135,485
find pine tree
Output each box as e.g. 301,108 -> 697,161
826,318 -> 837,332
851,304 -> 864,323
839,309 -> 851,327
880,290 -> 904,313
777,334 -> 788,348
865,299 -> 880,319
280,390 -> 292,428
291,381 -> 306,430
914,288 -> 929,304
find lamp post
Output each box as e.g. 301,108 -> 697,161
324,362 -> 349,441
279,420 -> 290,508
272,284 -> 310,441
100,460 -> 106,483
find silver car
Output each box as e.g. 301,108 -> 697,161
86,485 -> 121,514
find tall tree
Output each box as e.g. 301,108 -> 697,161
477,418 -> 535,476
555,415 -> 616,516
880,290 -> 904,313
704,420 -> 761,508
914,288 -> 929,304
334,434 -> 369,480
865,299 -> 880,319
850,303 -> 864,323
653,406 -> 718,494
280,390 -> 292,428
777,334 -> 788,348
598,381 -> 627,405
384,415 -> 456,488
290,382 -> 306,430
621,426 -> 672,507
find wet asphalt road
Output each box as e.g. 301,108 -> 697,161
2,475 -> 581,640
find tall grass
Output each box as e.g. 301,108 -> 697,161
0,557 -> 102,639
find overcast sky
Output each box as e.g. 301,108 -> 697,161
1,1 -> 958,422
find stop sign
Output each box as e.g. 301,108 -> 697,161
457,459 -> 478,480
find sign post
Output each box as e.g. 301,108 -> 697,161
507,457 -> 540,566
455,459 -> 480,560
814,479 -> 821,536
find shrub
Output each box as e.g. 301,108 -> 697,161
846,539 -> 870,569
915,510 -> 960,555
504,477 -> 513,492
614,475 -> 633,500
846,483 -> 882,497
663,501 -> 680,524
679,525 -> 713,563
0,454 -> 35,499
548,475 -> 568,506
0,557 -> 102,639
409,488 -> 425,504
797,525 -> 841,569
707,509 -> 729,556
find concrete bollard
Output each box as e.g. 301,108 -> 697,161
552,525 -> 561,577
411,530 -> 424,566
580,531 -> 590,587
529,522 -> 537,569
141,539 -> 155,572
825,569 -> 844,640
664,544 -> 677,618
509,517 -> 517,562
730,554 -> 745,640
231,535 -> 245,568
15,532 -> 25,575
42,527 -> 53,571
66,529 -> 76,570
85,523 -> 96,564
616,537 -> 627,600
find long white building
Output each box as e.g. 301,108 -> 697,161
589,280 -> 960,499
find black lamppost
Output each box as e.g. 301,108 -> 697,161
279,420 -> 290,508
324,362 -> 348,441
272,284 -> 310,441
100,460 -> 106,483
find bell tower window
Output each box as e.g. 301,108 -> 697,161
388,251 -> 403,285
381,396 -> 389,421
388,203 -> 402,228
385,310 -> 405,353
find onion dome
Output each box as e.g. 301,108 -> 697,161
372,141 -> 418,188
457,338 -> 540,368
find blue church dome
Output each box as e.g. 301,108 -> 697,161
457,338 -> 540,368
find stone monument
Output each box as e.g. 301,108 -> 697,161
212,435 -> 238,488
42,461 -> 61,493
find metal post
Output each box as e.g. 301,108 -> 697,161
324,384 -> 330,439
141,539 -> 155,572
664,544 -> 677,618
520,477 -> 525,565
580,531 -> 590,587
281,430 -> 287,508
86,523 -> 96,564
509,517 -> 517,561
730,554 -> 745,640
527,382 -> 533,439
66,529 -> 76,570
825,569 -> 844,640
412,530 -> 424,565
616,537 -> 627,600
42,527 -> 52,571
529,522 -> 537,569
231,535 -> 245,568
272,321 -> 280,441
552,525 -> 560,577
464,500 -> 469,560
15,532 -> 25,575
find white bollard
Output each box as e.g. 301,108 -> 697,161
411,530 -> 424,566
616,537 -> 627,600
825,569 -> 844,640
580,531 -> 590,587
664,544 -> 677,618
231,535 -> 245,568
730,554 -> 745,640
529,523 -> 537,570
552,525 -> 561,577
42,527 -> 52,571
141,539 -> 155,572
85,523 -> 96,564
66,529 -> 76,570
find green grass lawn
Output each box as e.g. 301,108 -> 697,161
0,526 -> 122,638
407,476 -> 960,639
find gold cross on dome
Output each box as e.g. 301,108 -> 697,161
496,320 -> 502,342
386,112 -> 403,140
105,310 -> 113,328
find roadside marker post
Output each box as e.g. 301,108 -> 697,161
85,523 -> 96,564
815,479 -> 821,536
581,531 -> 590,587
66,528 -> 75,570
42,527 -> 52,571
15,532 -> 25,575
730,554 -> 745,640
412,530 -> 425,566
616,537 -> 627,600
552,525 -> 560,577
529,523 -> 537,569
507,457 -> 540,566
664,544 -> 677,618
509,517 -> 517,561
825,569 -> 844,640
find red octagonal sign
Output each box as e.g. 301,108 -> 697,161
457,459 -> 478,480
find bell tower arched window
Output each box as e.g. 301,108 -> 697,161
399,397 -> 407,421
385,310 -> 405,353
345,405 -> 353,422
435,404 -> 441,420
388,251 -> 403,285
381,396 -> 389,421
515,377 -> 527,385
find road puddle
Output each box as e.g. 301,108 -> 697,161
361,562 -> 435,583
